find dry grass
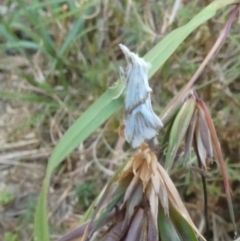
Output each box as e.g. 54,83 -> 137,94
0,0 -> 240,240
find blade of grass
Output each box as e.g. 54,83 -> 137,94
17,0 -> 57,57
0,90 -> 60,107
23,75 -> 56,94
35,0 -> 100,28
10,22 -> 40,43
47,17 -> 85,83
0,24 -> 25,54
46,88 -> 124,175
146,0 -> 240,79
0,24 -> 18,42
34,1 -> 240,240
9,0 -> 73,21
161,2 -> 240,125
169,203 -> 198,241
0,41 -> 40,51
165,97 -> 196,171
158,206 -> 183,241
41,1 -> 99,81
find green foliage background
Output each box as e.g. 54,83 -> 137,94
0,0 -> 240,240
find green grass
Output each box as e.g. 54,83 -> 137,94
1,0 -> 240,240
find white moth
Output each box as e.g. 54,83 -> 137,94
118,44 -> 163,148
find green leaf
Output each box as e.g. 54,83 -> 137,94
158,206 -> 182,241
34,1 -> 240,240
0,24 -> 25,54
10,22 -> 41,44
34,0 -> 100,28
34,177 -> 50,241
0,41 -> 40,51
34,85 -> 123,240
0,24 -> 17,42
93,186 -> 125,233
47,17 -> 84,83
46,86 -> 124,175
165,98 -> 196,171
59,19 -> 83,57
145,0 -> 240,78
170,204 -> 199,241
0,90 -> 59,108
17,0 -> 57,57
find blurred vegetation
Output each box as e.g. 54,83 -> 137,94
0,0 -> 240,240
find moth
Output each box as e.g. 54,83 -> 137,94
117,44 -> 163,148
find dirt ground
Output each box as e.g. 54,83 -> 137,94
1,1 -> 240,241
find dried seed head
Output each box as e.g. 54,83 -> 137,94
117,144 -> 204,240
194,103 -> 213,168
165,95 -> 196,170
59,144 -> 204,241
165,93 -> 214,170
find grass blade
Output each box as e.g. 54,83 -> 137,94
158,206 -> 182,241
169,203 -> 198,241
34,1 -> 240,240
146,0 -> 240,78
165,97 -> 196,170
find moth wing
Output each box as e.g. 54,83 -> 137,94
125,62 -> 151,112
124,99 -> 163,148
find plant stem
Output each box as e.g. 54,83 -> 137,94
161,4 -> 240,125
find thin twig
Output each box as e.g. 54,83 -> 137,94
194,135 -> 210,239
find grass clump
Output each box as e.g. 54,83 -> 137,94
0,1 -> 240,241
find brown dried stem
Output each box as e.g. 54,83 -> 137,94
161,4 -> 240,125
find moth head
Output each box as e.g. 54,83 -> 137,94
119,43 -> 151,71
